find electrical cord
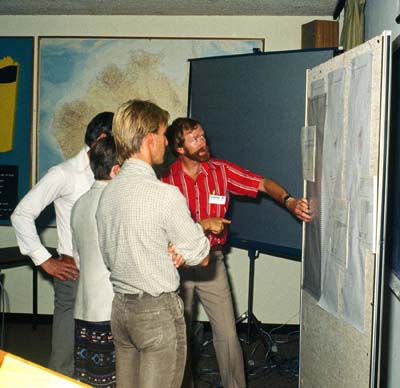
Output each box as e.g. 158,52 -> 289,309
194,310 -> 301,384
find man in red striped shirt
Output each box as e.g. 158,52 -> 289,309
162,117 -> 311,388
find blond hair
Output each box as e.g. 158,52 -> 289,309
112,99 -> 169,163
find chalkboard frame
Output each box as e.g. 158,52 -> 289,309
187,48 -> 337,259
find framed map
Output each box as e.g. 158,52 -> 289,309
37,37 -> 264,178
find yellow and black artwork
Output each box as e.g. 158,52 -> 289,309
0,56 -> 19,153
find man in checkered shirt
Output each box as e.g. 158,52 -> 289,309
96,100 -> 211,388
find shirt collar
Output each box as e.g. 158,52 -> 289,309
172,158 -> 215,177
123,158 -> 157,178
74,147 -> 91,173
92,180 -> 109,189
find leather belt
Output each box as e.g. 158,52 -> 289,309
210,244 -> 224,252
122,291 -> 177,300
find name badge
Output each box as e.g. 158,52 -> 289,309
209,194 -> 226,205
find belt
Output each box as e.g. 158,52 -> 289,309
210,244 -> 224,252
119,291 -> 177,300
59,254 -> 74,260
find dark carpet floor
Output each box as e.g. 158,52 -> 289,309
2,319 -> 299,388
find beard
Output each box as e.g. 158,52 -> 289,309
184,146 -> 210,162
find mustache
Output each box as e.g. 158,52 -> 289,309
198,146 -> 209,153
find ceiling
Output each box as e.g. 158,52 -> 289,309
0,0 -> 340,16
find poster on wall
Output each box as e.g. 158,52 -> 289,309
0,37 -> 33,225
37,37 -> 264,181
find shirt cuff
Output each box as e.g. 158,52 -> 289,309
29,246 -> 53,266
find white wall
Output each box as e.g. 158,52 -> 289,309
0,14 -> 332,322
364,2 -> 400,387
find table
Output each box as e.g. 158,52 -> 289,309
0,247 -> 56,328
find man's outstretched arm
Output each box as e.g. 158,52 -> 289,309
258,177 -> 312,222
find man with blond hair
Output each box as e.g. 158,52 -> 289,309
96,100 -> 210,388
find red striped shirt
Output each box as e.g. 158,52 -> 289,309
162,158 -> 262,246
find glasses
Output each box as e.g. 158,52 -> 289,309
187,133 -> 206,146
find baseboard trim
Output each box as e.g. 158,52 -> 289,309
4,313 -> 53,324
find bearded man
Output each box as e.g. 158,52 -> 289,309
162,117 -> 311,388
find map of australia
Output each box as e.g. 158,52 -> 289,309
38,38 -> 262,177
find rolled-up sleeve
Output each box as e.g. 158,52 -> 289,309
11,167 -> 65,266
165,188 -> 210,266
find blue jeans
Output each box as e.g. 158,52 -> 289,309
111,291 -> 187,388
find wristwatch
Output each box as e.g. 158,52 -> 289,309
283,194 -> 292,207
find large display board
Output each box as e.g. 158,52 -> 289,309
300,32 -> 391,388
188,48 -> 335,258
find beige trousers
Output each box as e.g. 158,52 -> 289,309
179,250 -> 247,388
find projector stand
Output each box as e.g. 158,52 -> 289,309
236,248 -> 273,351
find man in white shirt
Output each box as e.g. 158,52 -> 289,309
11,112 -> 113,377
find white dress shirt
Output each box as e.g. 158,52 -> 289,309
71,180 -> 114,322
11,147 -> 94,266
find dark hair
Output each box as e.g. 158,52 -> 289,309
84,112 -> 114,147
89,136 -> 118,180
166,117 -> 201,156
